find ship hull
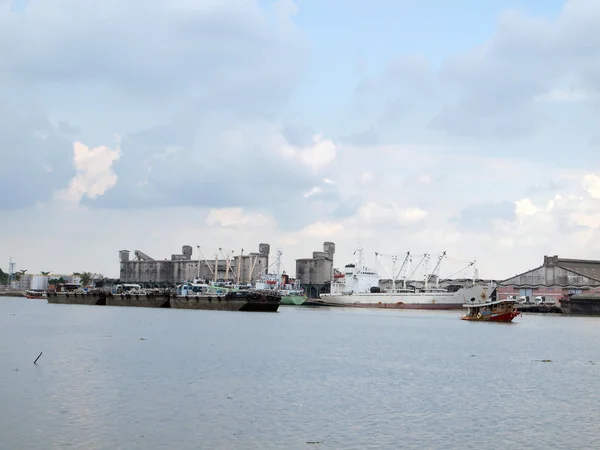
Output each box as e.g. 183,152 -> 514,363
319,285 -> 489,310
461,311 -> 520,322
107,293 -> 171,308
170,296 -> 247,311
280,294 -> 307,306
172,290 -> 281,312
47,292 -> 107,306
560,298 -> 600,315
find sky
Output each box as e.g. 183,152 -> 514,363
1,0 -> 599,280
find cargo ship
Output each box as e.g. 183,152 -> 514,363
173,281 -> 280,312
253,250 -> 306,305
560,293 -> 600,315
318,248 -> 491,310
46,281 -> 280,312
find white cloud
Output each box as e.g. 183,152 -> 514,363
582,174 -> 600,199
55,141 -> 121,206
515,198 -> 539,217
281,134 -> 339,174
205,207 -> 271,229
298,221 -> 344,238
358,202 -> 427,225
303,187 -> 322,198
534,88 -> 594,103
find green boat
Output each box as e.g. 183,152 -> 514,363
279,292 -> 307,306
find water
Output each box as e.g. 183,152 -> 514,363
1,297 -> 600,450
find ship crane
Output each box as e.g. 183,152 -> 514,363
408,253 -> 429,282
375,251 -> 412,290
428,251 -> 447,289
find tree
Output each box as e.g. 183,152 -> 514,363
15,269 -> 27,281
0,269 -> 8,285
41,271 -> 51,276
80,272 -> 93,286
49,277 -> 66,285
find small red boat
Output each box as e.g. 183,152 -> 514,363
24,290 -> 47,300
461,297 -> 521,322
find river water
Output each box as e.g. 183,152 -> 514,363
1,297 -> 599,449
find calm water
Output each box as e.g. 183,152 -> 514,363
1,297 -> 600,449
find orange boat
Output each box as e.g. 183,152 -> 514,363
461,297 -> 521,322
24,290 -> 47,300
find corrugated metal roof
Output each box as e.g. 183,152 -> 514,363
558,260 -> 600,282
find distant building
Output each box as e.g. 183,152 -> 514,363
10,274 -> 31,291
119,244 -> 270,285
296,242 -> 335,297
497,255 -> 600,301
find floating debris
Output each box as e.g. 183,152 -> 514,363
33,352 -> 43,365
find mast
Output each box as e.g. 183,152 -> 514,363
391,254 -> 398,291
430,251 -> 446,288
219,248 -> 236,282
400,251 -> 410,289
196,248 -> 201,280
275,249 -> 282,288
249,255 -> 259,283
405,253 -> 412,289
422,253 -> 430,290
237,249 -> 243,284
214,254 -> 218,282
224,249 -> 230,281
197,246 -> 214,279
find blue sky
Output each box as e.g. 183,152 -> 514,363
1,0 -> 599,279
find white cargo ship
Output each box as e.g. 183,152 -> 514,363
319,248 -> 491,310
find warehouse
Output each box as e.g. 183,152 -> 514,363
497,255 -> 600,302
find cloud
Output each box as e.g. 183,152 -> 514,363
453,201 -> 516,231
582,174 -> 600,199
280,134 -> 339,174
0,98 -> 74,209
430,0 -> 600,137
354,54 -> 436,125
205,207 -> 272,229
0,0 -> 306,114
358,202 -> 427,225
55,141 -> 121,206
515,198 -> 539,217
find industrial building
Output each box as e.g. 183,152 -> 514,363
119,244 -> 270,285
497,255 -> 600,301
295,242 -> 335,297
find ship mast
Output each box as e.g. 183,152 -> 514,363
423,253 -> 431,290
401,252 -> 411,289
237,249 -> 243,284
275,249 -> 282,288
197,245 -> 214,280
219,248 -> 236,282
214,254 -> 218,282
391,254 -> 398,291
430,251 -> 446,288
